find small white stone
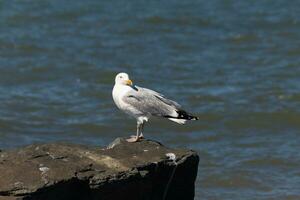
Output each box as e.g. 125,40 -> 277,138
165,153 -> 176,161
39,167 -> 50,173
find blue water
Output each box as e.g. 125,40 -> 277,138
1,1 -> 300,199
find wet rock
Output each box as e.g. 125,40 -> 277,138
0,138 -> 199,200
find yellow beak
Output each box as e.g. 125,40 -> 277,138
125,79 -> 133,86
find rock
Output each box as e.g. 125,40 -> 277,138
0,138 -> 199,200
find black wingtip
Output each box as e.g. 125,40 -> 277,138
176,110 -> 199,121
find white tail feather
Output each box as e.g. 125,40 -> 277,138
168,118 -> 186,124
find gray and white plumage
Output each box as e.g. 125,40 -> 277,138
112,72 -> 198,142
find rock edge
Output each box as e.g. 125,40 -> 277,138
0,138 -> 199,200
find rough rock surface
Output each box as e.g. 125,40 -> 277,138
0,138 -> 199,200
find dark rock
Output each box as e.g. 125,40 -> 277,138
0,138 -> 199,200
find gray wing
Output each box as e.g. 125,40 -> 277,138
122,86 -> 181,117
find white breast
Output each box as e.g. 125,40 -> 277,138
113,85 -> 128,108
113,84 -> 138,112
112,84 -> 145,119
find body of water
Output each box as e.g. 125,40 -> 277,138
0,0 -> 300,199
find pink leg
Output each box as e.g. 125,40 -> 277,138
126,121 -> 143,143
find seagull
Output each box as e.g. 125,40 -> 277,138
112,72 -> 198,142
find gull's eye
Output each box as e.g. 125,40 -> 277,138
119,76 -> 123,79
